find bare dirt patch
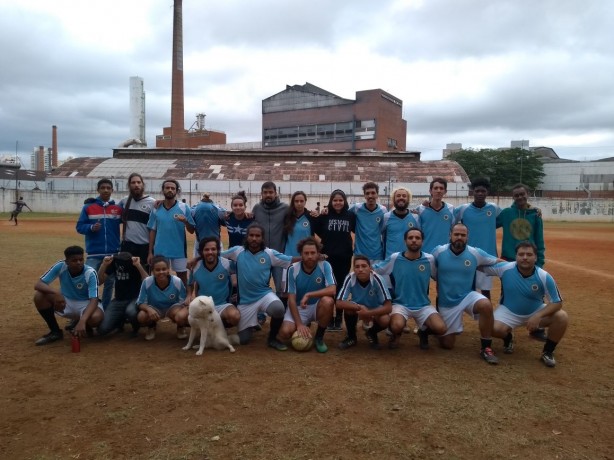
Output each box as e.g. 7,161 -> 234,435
1,217 -> 613,459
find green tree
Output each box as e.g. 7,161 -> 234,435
447,148 -> 545,194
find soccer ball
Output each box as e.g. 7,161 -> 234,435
291,331 -> 313,352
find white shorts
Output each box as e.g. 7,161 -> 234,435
283,301 -> 318,325
475,271 -> 493,291
391,304 -> 438,329
237,292 -> 280,332
494,303 -> 547,329
215,302 -> 233,315
169,258 -> 188,273
147,302 -> 185,319
57,299 -> 103,319
439,291 -> 484,336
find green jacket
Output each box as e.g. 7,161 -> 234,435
496,203 -> 545,266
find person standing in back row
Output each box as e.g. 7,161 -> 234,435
313,189 -> 355,331
119,173 -> 155,269
415,177 -> 455,254
252,182 -> 288,298
76,178 -> 122,310
497,183 -> 547,342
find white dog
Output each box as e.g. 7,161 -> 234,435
182,296 -> 238,355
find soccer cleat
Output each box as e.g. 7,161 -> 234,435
503,333 -> 514,354
388,333 -> 400,349
541,352 -> 556,368
417,329 -> 429,350
530,328 -> 548,342
64,319 -> 78,331
176,327 -> 188,340
257,312 -> 267,326
365,329 -> 381,350
314,338 -> 328,353
35,330 -> 63,346
268,339 -> 288,351
145,327 -> 156,341
480,347 -> 499,365
338,337 -> 357,350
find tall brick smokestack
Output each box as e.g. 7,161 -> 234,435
52,125 -> 58,167
170,0 -> 184,147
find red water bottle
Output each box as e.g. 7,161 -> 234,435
71,333 -> 81,353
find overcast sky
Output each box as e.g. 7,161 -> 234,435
1,0 -> 613,168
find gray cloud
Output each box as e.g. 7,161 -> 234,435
1,0 -> 613,166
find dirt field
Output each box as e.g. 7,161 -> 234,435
1,216 -> 613,460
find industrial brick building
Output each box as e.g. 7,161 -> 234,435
262,83 -> 408,152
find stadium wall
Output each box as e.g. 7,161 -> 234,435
2,188 -> 613,222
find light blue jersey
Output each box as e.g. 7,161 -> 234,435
285,214 -> 314,257
191,201 -> 226,242
374,252 -> 435,310
137,275 -> 186,309
349,203 -> 387,260
454,202 -> 501,256
481,262 -> 562,316
147,201 -> 195,259
337,272 -> 391,309
382,210 -> 420,258
416,203 -> 455,253
189,258 -> 235,306
221,246 -> 293,304
40,260 -> 98,301
431,244 -> 498,308
286,260 -> 335,305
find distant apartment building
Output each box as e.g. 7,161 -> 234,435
31,146 -> 52,172
262,83 -> 407,151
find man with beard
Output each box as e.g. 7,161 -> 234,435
252,182 -> 288,298
480,242 -> 567,368
119,173 -> 155,268
454,177 -> 501,300
184,236 -> 241,328
382,187 -> 420,259
276,237 -> 336,353
415,177 -> 455,254
221,223 -> 294,349
430,223 -> 500,364
147,179 -> 195,288
374,228 -> 447,349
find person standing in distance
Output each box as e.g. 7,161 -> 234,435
9,196 -> 32,225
